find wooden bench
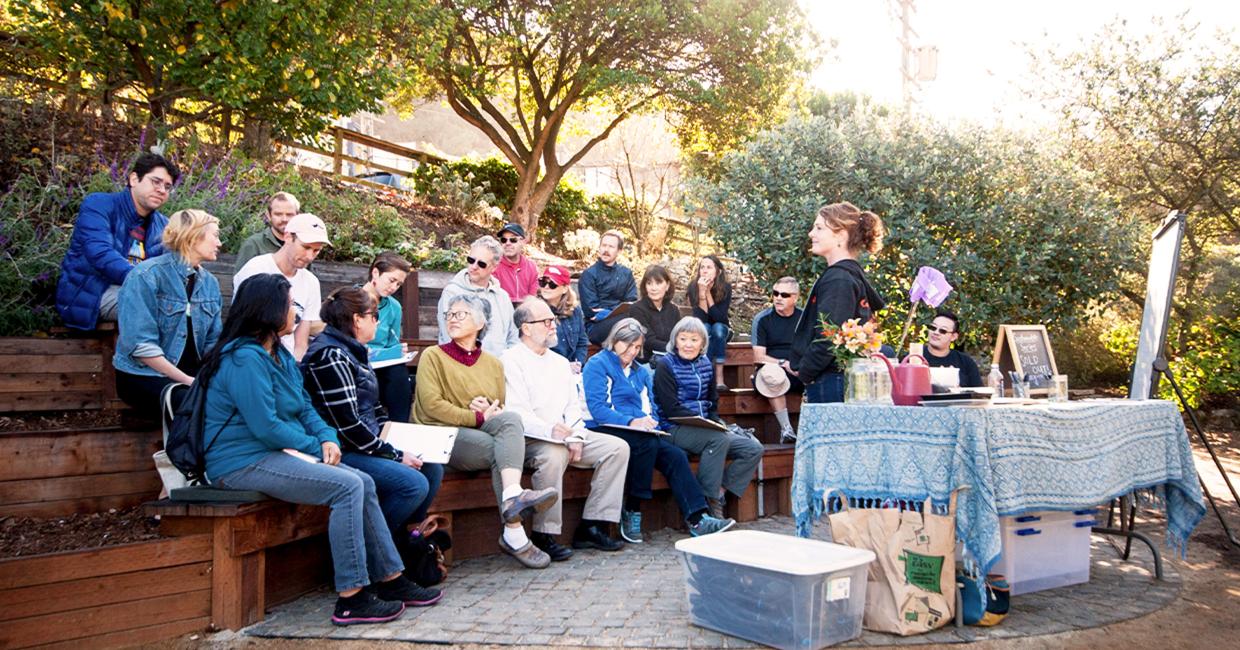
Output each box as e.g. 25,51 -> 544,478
143,444 -> 796,630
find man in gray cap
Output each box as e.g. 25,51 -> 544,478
494,222 -> 540,304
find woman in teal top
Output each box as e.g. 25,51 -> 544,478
201,273 -> 441,626
362,252 -> 414,421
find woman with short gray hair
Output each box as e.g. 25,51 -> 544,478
581,318 -> 735,543
653,316 -> 763,519
414,294 -> 557,568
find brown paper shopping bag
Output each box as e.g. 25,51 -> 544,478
826,488 -> 964,635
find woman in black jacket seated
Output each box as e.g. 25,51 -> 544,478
302,287 -> 443,547
627,265 -> 680,366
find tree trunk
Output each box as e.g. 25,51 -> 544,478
240,115 -> 275,159
509,168 -> 562,243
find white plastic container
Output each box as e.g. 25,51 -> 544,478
675,530 -> 875,649
993,509 -> 1096,595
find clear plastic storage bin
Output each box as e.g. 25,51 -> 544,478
675,530 -> 875,650
994,509 -> 1097,595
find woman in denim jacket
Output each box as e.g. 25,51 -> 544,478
112,209 -> 223,413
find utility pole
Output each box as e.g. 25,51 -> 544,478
896,0 -> 918,108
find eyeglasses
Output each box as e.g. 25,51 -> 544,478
361,311 -> 379,321
444,310 -> 472,322
146,177 -> 175,193
771,290 -> 796,299
526,317 -> 556,328
500,236 -> 521,244
620,322 -> 647,335
466,255 -> 489,269
538,277 -> 560,289
929,326 -> 955,335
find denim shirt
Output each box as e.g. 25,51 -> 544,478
113,253 -> 222,377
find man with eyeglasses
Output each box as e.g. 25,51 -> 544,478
579,229 -> 638,345
234,192 -> 301,272
502,298 -> 629,560
57,152 -> 181,330
233,213 -> 330,360
493,223 -> 540,304
751,277 -> 805,442
918,310 -> 983,387
437,235 -> 519,355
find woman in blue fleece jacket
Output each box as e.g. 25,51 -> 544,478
201,273 -> 439,627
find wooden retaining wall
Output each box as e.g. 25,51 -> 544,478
0,427 -> 163,518
0,535 -> 213,649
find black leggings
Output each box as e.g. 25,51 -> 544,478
116,370 -> 176,415
374,363 -> 415,423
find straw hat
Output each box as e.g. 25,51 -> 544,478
754,362 -> 791,398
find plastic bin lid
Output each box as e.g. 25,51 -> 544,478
674,530 -> 876,576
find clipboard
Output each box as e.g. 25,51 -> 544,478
371,350 -> 418,369
593,423 -> 669,436
380,422 -> 458,463
669,416 -> 728,432
524,430 -> 589,445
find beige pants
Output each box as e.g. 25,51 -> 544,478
524,432 -> 629,535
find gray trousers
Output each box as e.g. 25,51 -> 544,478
447,411 -> 526,509
670,425 -> 764,499
525,433 -> 629,534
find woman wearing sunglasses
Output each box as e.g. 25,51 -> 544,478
436,235 -> 519,355
301,287 -> 443,579
790,202 -> 887,403
538,265 -> 589,372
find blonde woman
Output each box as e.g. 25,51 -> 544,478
538,265 -> 588,372
113,209 -> 223,413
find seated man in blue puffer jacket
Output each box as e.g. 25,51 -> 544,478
56,152 -> 180,330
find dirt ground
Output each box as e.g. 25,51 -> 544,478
148,422 -> 1240,650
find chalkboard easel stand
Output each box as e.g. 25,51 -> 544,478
1152,357 -> 1240,548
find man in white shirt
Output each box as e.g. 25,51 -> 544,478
502,298 -> 628,559
232,213 -> 328,360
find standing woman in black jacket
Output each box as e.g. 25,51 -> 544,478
686,255 -> 732,391
790,202 -> 887,404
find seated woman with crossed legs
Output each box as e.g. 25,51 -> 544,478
581,317 -> 736,543
202,273 -> 439,627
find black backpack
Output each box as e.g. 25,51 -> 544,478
161,356 -> 232,484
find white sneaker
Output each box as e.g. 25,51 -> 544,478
779,426 -> 797,444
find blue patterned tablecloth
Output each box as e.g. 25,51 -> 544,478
791,399 -> 1205,573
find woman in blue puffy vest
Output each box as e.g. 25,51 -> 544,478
301,287 -> 442,555
652,317 -> 763,520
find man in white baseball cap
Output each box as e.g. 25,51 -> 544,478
233,213 -> 330,360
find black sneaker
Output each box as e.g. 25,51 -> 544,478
332,590 -> 405,626
572,523 -> 624,552
374,575 -> 443,607
531,531 -> 574,561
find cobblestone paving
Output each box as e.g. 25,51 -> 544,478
245,516 -> 1180,647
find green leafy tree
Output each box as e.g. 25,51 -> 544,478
694,110 -> 1135,354
9,0 -> 406,141
393,0 -> 813,239
1032,15 -> 1240,405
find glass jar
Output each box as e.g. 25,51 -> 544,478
844,358 -> 871,403
870,355 -> 894,405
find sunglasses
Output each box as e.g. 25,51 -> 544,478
538,277 -> 560,289
929,326 -> 955,335
466,255 -> 489,269
771,290 -> 796,299
500,236 -> 521,244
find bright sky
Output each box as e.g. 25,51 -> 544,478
805,0 -> 1240,125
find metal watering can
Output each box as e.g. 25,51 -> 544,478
873,354 -> 932,406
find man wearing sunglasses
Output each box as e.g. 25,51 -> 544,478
493,222 -> 540,304
751,277 -> 805,442
57,152 -> 180,330
437,235 -> 520,355
919,310 -> 982,387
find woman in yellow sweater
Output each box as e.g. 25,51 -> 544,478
414,293 -> 557,568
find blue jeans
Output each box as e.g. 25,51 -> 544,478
707,322 -> 729,364
341,452 -> 443,537
600,428 -> 709,520
805,372 -> 845,404
215,452 -> 403,592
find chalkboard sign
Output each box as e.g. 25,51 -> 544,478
1129,212 -> 1185,399
992,325 -> 1058,395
